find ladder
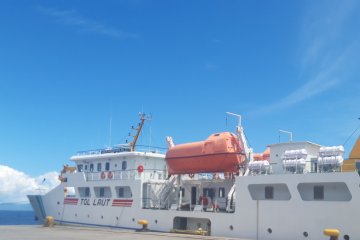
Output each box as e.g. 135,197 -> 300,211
155,175 -> 177,208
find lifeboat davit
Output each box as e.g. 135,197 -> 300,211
165,132 -> 245,175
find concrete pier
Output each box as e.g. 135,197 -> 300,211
0,225 -> 249,240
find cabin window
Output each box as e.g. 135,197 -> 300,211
77,164 -> 83,172
297,182 -> 351,201
314,186 -> 324,200
115,186 -> 132,198
65,187 -> 76,197
118,188 -> 124,197
94,187 -> 112,198
97,163 -> 102,172
248,184 -> 291,201
90,164 -> 94,172
122,161 -> 127,170
356,161 -> 360,174
105,162 -> 110,171
85,187 -> 90,197
219,188 -> 225,198
100,188 -> 104,197
78,187 -> 91,197
265,186 -> 274,199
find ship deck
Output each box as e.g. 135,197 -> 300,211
0,225 -> 250,240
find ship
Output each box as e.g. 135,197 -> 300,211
28,113 -> 360,240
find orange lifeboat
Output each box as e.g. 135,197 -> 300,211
253,148 -> 270,161
165,132 -> 245,175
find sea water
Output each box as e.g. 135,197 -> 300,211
0,211 -> 39,225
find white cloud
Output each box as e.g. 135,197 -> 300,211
36,6 -> 139,39
249,1 -> 360,116
0,165 -> 60,204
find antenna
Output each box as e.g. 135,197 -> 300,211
279,129 -> 293,142
109,116 -> 112,147
343,117 -> 360,146
226,112 -> 241,127
129,113 -> 151,151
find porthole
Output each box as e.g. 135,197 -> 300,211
75,213 -> 77,217
101,216 -> 103,219
303,231 -> 308,237
155,220 -> 158,224
132,218 -> 135,222
344,234 -> 350,240
116,217 -> 119,220
268,228 -> 272,234
229,225 -> 233,231
87,214 -> 90,218
57,201 -> 60,205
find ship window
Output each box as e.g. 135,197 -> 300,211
115,186 -> 132,198
65,187 -> 76,197
314,186 -> 324,200
122,161 -> 127,170
94,187 -> 111,198
105,162 -> 110,171
118,188 -> 124,197
219,188 -> 225,198
265,186 -> 274,199
90,164 -> 94,172
248,184 -> 291,201
85,187 -> 90,197
97,163 -> 102,172
356,161 -> 360,174
78,187 -> 91,197
297,182 -> 351,201
77,164 -> 83,172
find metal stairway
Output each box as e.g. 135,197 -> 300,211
156,175 -> 177,208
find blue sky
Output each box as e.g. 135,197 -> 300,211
1,0 -> 360,179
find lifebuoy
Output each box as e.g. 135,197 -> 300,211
137,165 -> 144,173
101,171 -> 106,179
108,171 -> 113,179
188,173 -> 195,178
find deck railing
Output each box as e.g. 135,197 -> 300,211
85,169 -> 167,181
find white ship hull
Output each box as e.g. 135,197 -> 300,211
29,170 -> 360,240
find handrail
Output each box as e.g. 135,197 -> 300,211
74,145 -> 165,156
84,169 -> 167,181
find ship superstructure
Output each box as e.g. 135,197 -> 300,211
28,113 -> 360,240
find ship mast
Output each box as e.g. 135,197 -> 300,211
129,113 -> 149,152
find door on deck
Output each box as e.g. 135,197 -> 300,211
191,187 -> 197,205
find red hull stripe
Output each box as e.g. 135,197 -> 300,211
64,198 -> 78,204
112,199 -> 133,207
113,199 -> 133,202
